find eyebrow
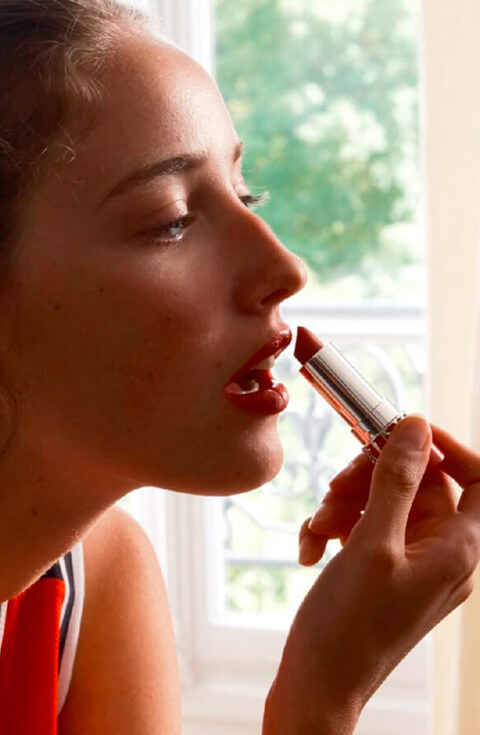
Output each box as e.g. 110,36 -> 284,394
97,140 -> 244,209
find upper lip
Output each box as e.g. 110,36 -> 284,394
226,327 -> 293,385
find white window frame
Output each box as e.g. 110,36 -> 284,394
121,1 -> 480,733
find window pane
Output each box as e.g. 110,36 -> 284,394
213,0 -> 421,301
211,0 -> 424,623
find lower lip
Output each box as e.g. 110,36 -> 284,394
224,369 -> 289,416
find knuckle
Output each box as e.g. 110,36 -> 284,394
328,476 -> 341,493
365,545 -> 397,574
461,576 -> 475,599
380,459 -> 419,493
451,576 -> 475,608
456,522 -> 478,566
329,473 -> 347,494
460,526 -> 480,564
456,534 -> 479,577
441,528 -> 479,581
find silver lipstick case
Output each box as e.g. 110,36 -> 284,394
301,342 -> 406,463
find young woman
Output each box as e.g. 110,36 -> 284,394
0,2 -> 479,733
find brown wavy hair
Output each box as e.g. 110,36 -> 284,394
0,0 -> 151,454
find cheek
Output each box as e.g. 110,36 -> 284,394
6,247 -> 285,493
10,247 -> 225,439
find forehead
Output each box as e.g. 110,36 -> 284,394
49,31 -> 237,205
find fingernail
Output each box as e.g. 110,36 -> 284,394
394,415 -> 430,450
298,535 -> 317,565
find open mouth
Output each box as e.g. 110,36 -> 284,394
226,356 -> 278,395
224,333 -> 291,415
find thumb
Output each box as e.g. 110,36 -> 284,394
354,415 -> 432,551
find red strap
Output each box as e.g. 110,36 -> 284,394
0,578 -> 66,735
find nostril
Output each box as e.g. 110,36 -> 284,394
260,288 -> 292,307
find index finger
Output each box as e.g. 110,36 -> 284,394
431,423 -> 480,515
328,452 -> 374,496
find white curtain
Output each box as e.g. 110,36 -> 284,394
423,0 -> 480,732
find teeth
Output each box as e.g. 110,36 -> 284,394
227,354 -> 276,396
240,380 -> 260,394
229,380 -> 260,395
253,355 -> 276,371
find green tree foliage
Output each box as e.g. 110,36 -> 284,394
215,0 -> 419,280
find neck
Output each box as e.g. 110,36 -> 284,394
0,423 -> 134,601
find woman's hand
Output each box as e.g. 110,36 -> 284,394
263,415 -> 480,734
299,422 -> 459,563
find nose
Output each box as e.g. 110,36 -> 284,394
231,208 -> 309,313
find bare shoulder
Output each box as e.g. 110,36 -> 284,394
58,505 -> 182,735
82,504 -> 156,571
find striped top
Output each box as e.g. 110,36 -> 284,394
0,542 -> 84,735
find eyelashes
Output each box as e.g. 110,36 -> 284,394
144,190 -> 270,246
240,191 -> 270,209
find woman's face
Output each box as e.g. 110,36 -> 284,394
4,29 -> 307,497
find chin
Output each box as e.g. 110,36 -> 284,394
193,437 -> 285,497
138,418 -> 285,496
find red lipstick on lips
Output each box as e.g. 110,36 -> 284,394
295,326 -> 445,467
224,329 -> 292,416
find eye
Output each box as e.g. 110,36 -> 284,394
140,191 -> 270,246
142,214 -> 195,245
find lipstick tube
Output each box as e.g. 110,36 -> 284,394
299,342 -> 444,466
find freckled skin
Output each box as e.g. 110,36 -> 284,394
0,28 -> 307,597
